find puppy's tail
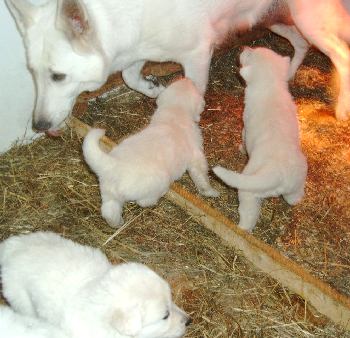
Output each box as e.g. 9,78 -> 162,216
82,128 -> 114,175
213,166 -> 280,192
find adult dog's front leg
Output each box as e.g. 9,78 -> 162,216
182,46 -> 213,95
122,61 -> 165,98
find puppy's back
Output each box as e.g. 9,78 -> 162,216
0,232 -> 111,305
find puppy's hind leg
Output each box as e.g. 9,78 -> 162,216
238,190 -> 262,232
101,199 -> 124,228
188,152 -> 219,198
122,60 -> 165,98
137,196 -> 161,208
283,187 -> 305,205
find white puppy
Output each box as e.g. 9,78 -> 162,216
0,231 -> 190,338
0,305 -> 68,338
83,78 -> 219,227
213,47 -> 307,232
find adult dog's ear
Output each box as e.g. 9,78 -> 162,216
6,0 -> 38,35
56,0 -> 94,47
110,305 -> 143,336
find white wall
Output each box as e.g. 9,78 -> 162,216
0,1 -> 40,154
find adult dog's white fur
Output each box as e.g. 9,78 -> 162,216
5,0 -> 350,134
0,305 -> 68,338
83,78 -> 219,227
0,231 -> 190,338
213,47 -> 307,232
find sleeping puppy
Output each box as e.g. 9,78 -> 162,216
83,78 -> 219,227
0,305 -> 68,338
0,231 -> 190,338
213,47 -> 307,232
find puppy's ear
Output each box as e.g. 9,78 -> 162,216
239,65 -> 252,82
56,0 -> 95,49
110,305 -> 143,336
6,0 -> 38,34
240,47 -> 254,66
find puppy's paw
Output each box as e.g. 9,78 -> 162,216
201,188 -> 220,198
106,216 -> 124,228
101,202 -> 124,228
238,222 -> 254,233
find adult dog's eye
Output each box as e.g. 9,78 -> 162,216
51,73 -> 66,82
163,311 -> 170,320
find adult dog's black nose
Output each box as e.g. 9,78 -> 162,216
33,119 -> 52,132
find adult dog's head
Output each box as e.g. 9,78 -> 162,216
6,0 -> 108,135
98,262 -> 191,338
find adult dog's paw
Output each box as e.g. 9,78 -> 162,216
144,75 -> 165,98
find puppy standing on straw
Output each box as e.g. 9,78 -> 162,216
214,47 -> 307,232
83,78 -> 219,227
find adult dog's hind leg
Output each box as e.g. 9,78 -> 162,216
289,2 -> 350,120
270,24 -> 309,80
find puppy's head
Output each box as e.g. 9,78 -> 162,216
156,78 -> 205,122
239,47 -> 290,83
102,263 -> 190,338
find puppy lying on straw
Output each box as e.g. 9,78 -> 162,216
0,305 -> 68,338
83,78 -> 219,227
0,231 -> 190,338
214,47 -> 307,232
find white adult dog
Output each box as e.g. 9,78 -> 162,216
0,231 -> 191,338
213,47 -> 308,232
83,78 -> 219,227
0,305 -> 68,338
5,0 -> 350,136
